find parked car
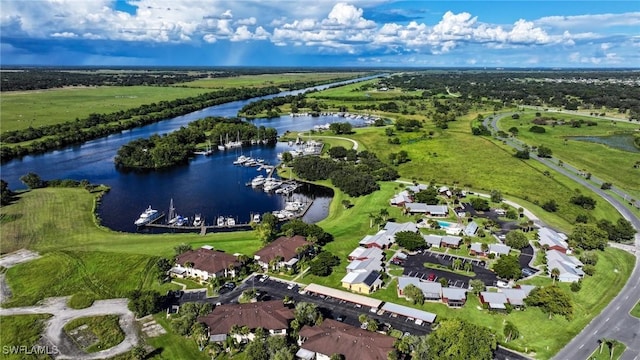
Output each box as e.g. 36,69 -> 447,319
427,273 -> 436,281
336,315 -> 345,322
391,258 -> 404,266
522,268 -> 537,277
259,275 -> 269,282
287,283 -> 296,290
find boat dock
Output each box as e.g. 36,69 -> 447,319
143,221 -> 252,233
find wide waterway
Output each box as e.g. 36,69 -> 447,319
1,75 -> 382,232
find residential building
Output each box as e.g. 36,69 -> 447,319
341,271 -> 382,294
500,286 -> 536,308
384,221 -> 419,236
489,243 -> 511,257
390,190 -> 412,206
397,276 -> 442,300
424,234 -> 443,248
174,246 -> 239,280
198,300 -> 294,343
254,235 -> 310,270
297,319 -> 395,360
345,257 -> 383,274
442,287 -> 467,307
469,242 -> 486,256
546,250 -> 584,282
537,227 -> 569,253
404,203 -> 449,217
441,235 -> 462,248
359,230 -> 394,249
347,246 -> 384,262
479,292 -> 509,310
464,221 -> 479,236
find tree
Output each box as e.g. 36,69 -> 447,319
464,261 -> 473,273
514,149 -> 530,159
469,197 -> 490,211
541,199 -> 558,212
379,208 -> 389,221
493,255 -> 521,280
328,146 -> 347,159
281,151 -> 293,163
525,286 -> 573,320
395,231 -> 424,251
427,319 -> 497,360
536,145 -> 552,158
568,224 -> 608,250
156,258 -> 172,281
452,258 -> 463,271
490,189 -> 502,203
20,172 -> 44,189
341,199 -> 352,209
414,187 -> 439,204
503,322 -> 519,342
0,180 -> 13,205
309,251 -> 340,276
505,230 -> 529,250
245,339 -> 269,360
190,322 -> 209,350
294,302 -> 322,326
128,290 -> 163,317
403,284 -> 425,305
253,212 -> 277,244
550,267 -> 560,285
570,194 -> 597,210
598,218 -> 636,243
508,126 -> 519,136
174,243 -> 192,256
470,279 -> 485,295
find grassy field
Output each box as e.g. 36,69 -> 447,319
64,315 -> 125,353
145,314 -> 209,360
307,80 -> 424,100
178,72 -> 367,89
0,314 -> 52,360
588,343 -> 626,360
1,86 -> 208,133
631,301 -> 640,318
497,112 -> 640,200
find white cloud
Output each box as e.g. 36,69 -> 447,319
236,17 -> 256,26
535,12 -> 640,29
51,31 -> 78,38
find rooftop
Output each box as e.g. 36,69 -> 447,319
175,247 -> 238,275
198,300 -> 294,335
254,235 -> 310,264
304,283 -> 383,308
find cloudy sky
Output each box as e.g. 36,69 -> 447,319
2,0 -> 639,67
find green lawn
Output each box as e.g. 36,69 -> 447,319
631,301 -> 640,319
588,343 -> 626,360
64,315 -> 125,353
497,111 -> 640,200
0,315 -> 52,360
145,314 -> 209,360
0,86 -> 209,133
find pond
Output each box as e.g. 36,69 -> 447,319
569,134 -> 640,153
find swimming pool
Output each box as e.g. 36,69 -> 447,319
437,220 -> 455,228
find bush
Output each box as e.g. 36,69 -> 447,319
582,264 -> 596,276
541,199 -> 558,212
600,182 -> 612,190
570,281 -> 582,292
529,126 -> 546,133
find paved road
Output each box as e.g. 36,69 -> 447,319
297,132 -> 359,150
486,113 -> 640,360
0,297 -> 138,360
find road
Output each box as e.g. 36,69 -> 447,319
297,132 -> 359,150
485,113 -> 640,360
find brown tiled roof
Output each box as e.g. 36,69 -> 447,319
299,319 -> 395,360
254,235 -> 310,264
198,300 -> 294,334
176,248 -> 238,275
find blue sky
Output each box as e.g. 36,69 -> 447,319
1,1 -> 639,67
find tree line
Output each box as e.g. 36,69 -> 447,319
114,117 -> 276,169
1,87 -> 280,163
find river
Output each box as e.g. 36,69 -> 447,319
1,75 -> 382,232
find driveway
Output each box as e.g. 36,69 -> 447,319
0,297 -> 138,360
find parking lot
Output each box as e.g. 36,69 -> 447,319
402,251 -> 499,288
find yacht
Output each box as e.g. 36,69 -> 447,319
217,216 -> 226,227
233,155 -> 249,165
263,179 -> 282,192
252,214 -> 261,223
175,216 -> 187,226
193,214 -> 203,227
251,175 -> 265,187
226,217 -> 236,226
134,206 -> 161,226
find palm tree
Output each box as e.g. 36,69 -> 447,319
608,339 -> 621,360
503,321 -> 519,342
463,261 -> 473,273
551,267 -> 560,285
379,208 -> 390,222
368,213 -> 376,228
452,258 -> 462,271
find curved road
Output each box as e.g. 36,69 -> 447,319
485,113 -> 640,360
297,132 -> 359,150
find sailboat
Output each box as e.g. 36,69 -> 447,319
217,135 -> 225,151
167,198 -> 181,225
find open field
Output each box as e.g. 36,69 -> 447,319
178,72 -> 367,89
307,80 -> 424,100
146,314 -> 209,360
497,112 -> 640,200
1,86 -> 208,133
588,343 -> 626,360
64,315 -> 125,353
631,301 -> 640,318
0,314 -> 52,360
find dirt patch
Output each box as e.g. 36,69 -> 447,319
139,315 -> 166,338
0,249 -> 41,268
67,324 -> 99,351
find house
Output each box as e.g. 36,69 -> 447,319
254,235 -> 310,270
442,287 -> 467,307
198,300 -> 294,343
479,292 -> 509,310
297,319 -> 395,360
537,227 -> 569,253
347,246 -> 384,262
404,203 -> 449,217
464,221 -> 479,236
469,242 -> 486,256
407,184 -> 429,193
424,234 -> 443,248
359,230 -> 394,249
500,285 -> 535,308
441,235 -> 462,248
397,276 -> 442,300
341,271 -> 382,294
546,250 -> 584,282
489,243 -> 511,257
174,246 -> 239,280
390,190 -> 413,206
438,186 -> 452,198
345,257 -> 383,274
383,221 -> 419,236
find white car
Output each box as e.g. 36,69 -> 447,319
259,275 -> 269,282
287,283 -> 295,290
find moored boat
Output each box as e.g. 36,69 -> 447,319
135,205 -> 161,226
193,214 -> 203,227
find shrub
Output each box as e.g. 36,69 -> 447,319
570,281 -> 582,292
529,125 -> 546,133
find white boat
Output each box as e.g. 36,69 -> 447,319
217,135 -> 225,151
233,155 -> 249,165
217,216 -> 225,227
226,217 -> 236,226
263,179 -> 282,192
251,175 -> 265,187
134,205 -> 161,226
252,214 -> 261,223
175,216 -> 187,226
193,214 -> 202,227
